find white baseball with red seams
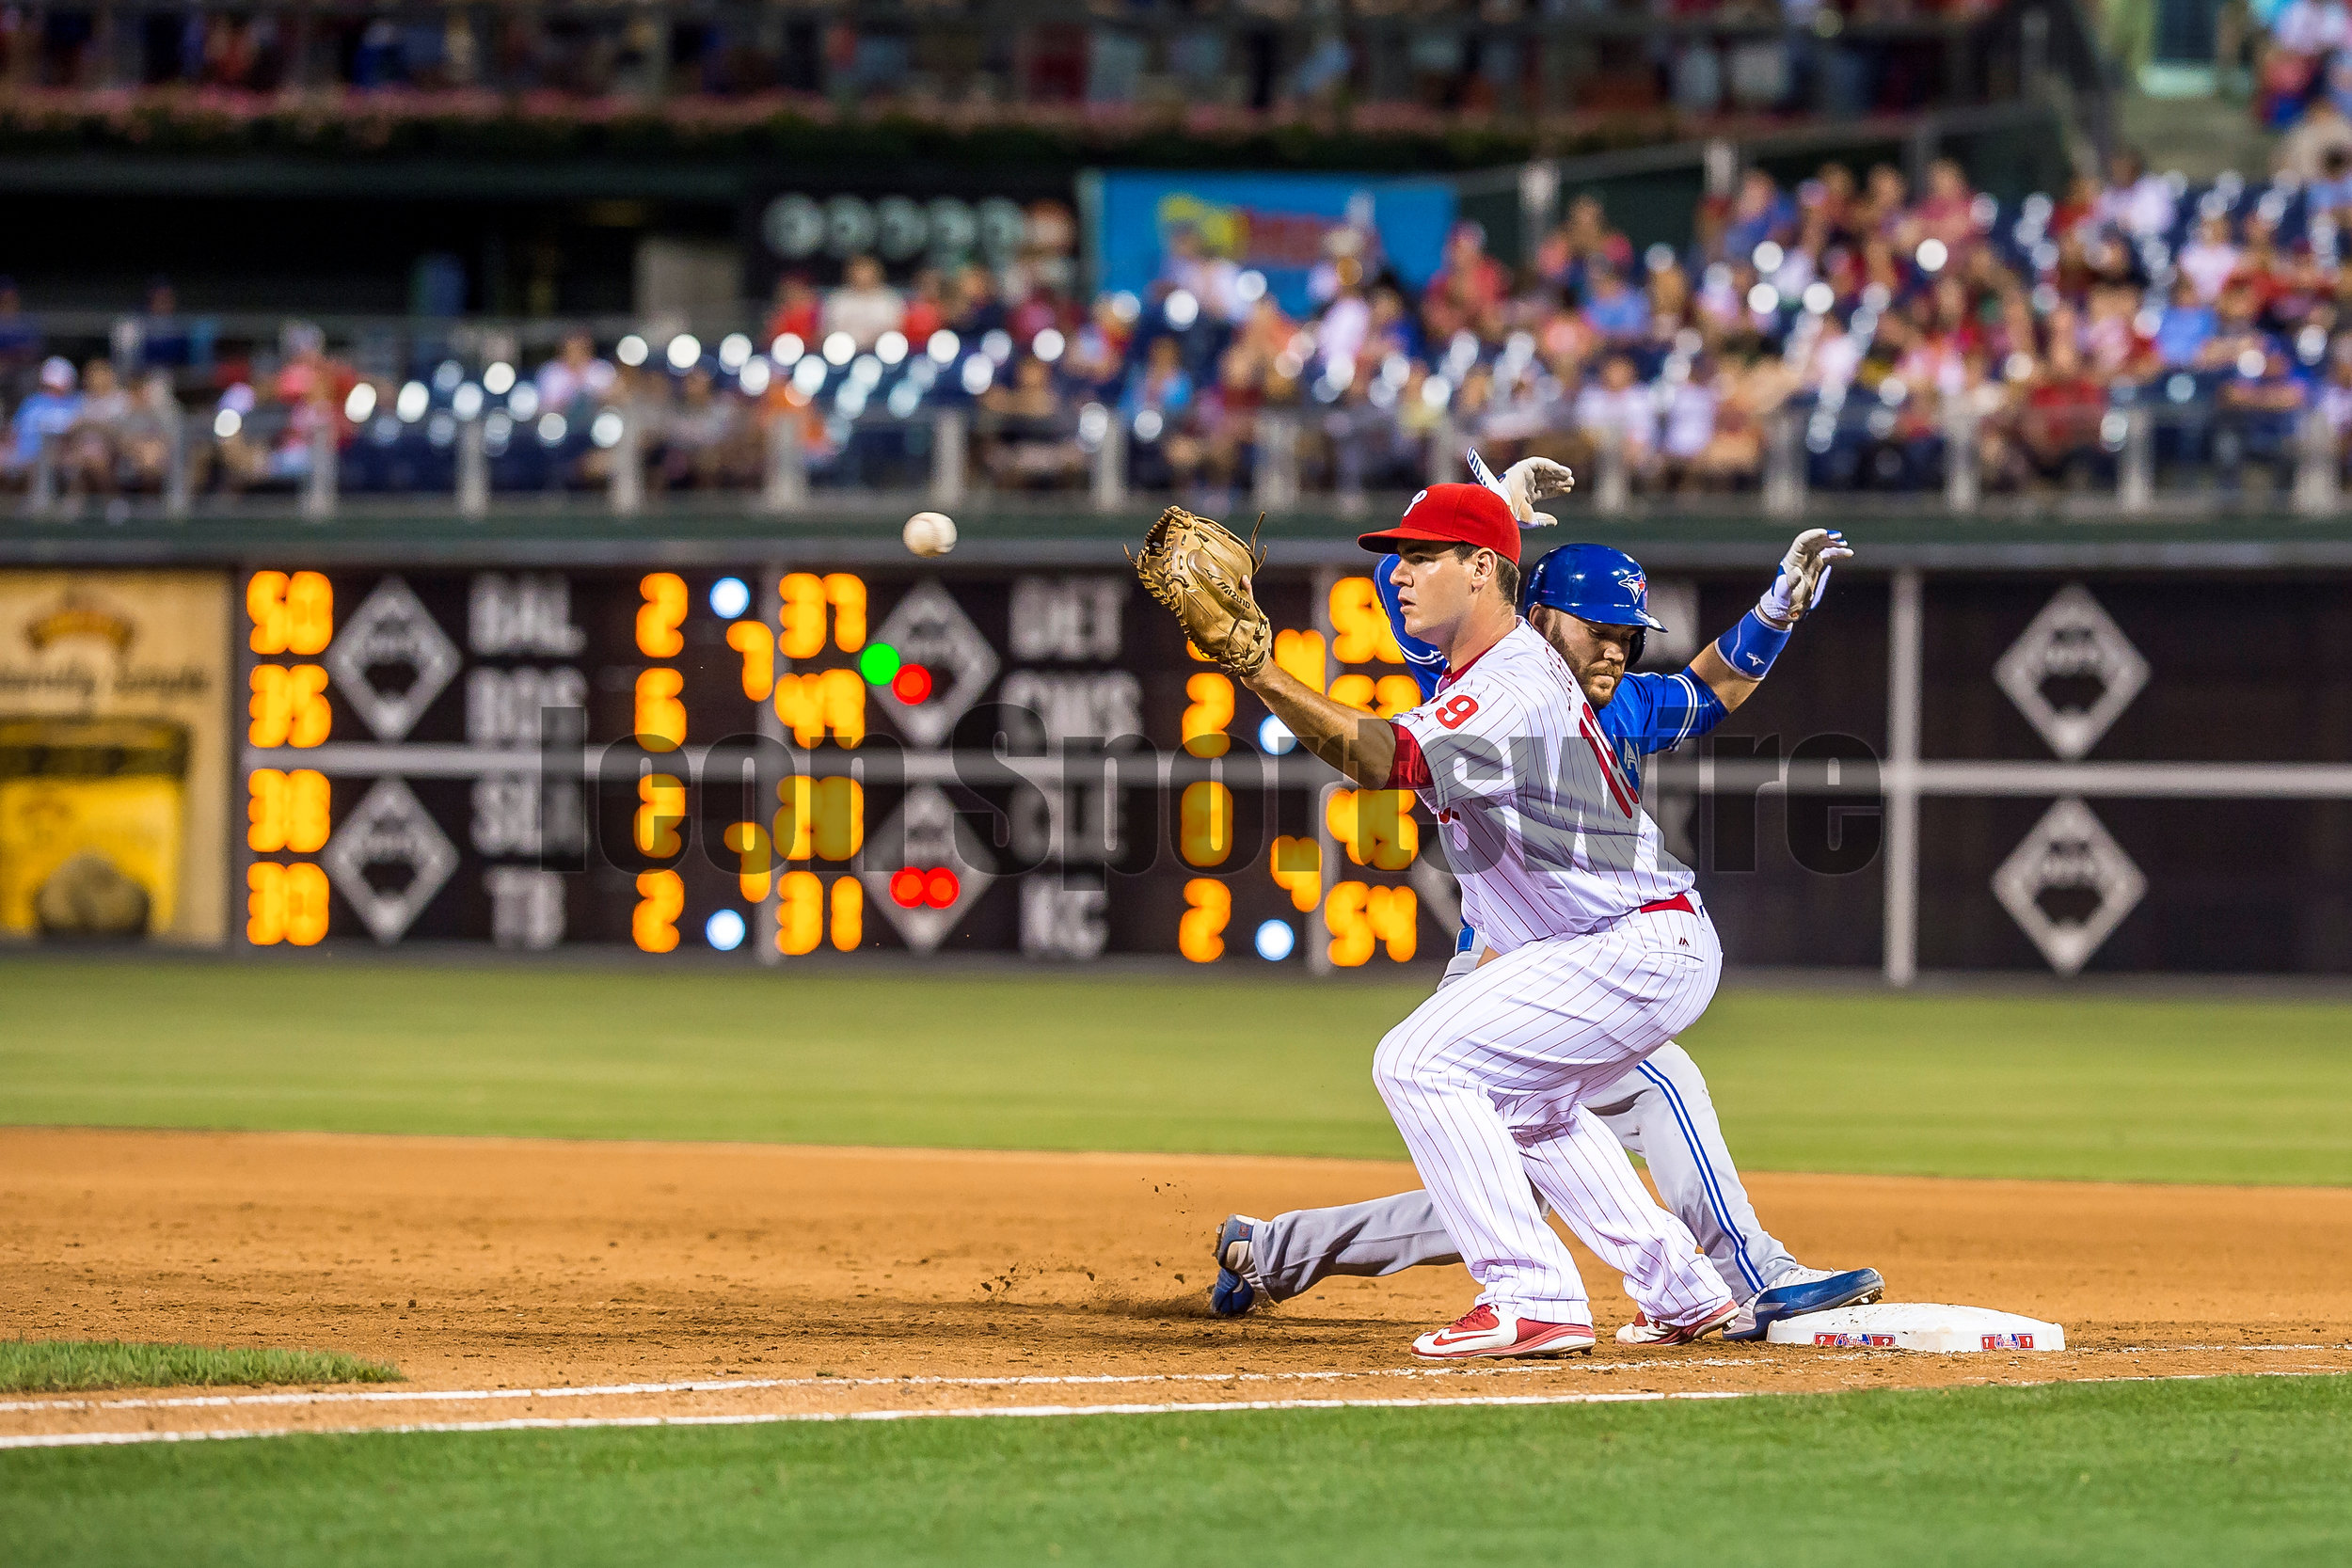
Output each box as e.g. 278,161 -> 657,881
1378,620 -> 1735,1332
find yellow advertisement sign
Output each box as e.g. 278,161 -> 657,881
0,572 -> 230,944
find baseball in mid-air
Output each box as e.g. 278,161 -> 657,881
903,511 -> 958,557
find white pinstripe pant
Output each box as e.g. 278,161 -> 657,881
1247,1043 -> 1801,1305
1371,904 -> 1733,1325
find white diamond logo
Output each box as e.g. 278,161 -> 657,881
859,784 -> 996,953
1994,585 -> 2148,759
322,778 -> 460,942
1991,798 -> 2145,974
326,577 -> 461,741
870,580 -> 998,750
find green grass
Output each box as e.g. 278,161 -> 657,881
4,1374 -> 2346,1566
0,1339 -> 401,1394
3,958 -> 2348,1183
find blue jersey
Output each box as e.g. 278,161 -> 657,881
1374,553 -> 1726,792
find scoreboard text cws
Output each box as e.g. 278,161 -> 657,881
236,564 -> 1440,963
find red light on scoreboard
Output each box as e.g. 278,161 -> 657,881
891,664 -> 933,705
889,866 -> 960,909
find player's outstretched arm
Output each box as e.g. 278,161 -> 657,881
1243,661 -> 1397,788
1690,528 -> 1852,713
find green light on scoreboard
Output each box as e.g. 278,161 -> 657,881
858,642 -> 900,685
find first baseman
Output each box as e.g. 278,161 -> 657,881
1212,502 -> 1880,1342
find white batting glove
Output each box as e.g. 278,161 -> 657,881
1501,457 -> 1575,525
1757,529 -> 1853,626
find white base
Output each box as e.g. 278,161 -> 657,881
1765,1302 -> 2065,1354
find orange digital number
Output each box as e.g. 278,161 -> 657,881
246,862 -> 329,946
1374,675 -> 1422,718
1179,781 -> 1233,867
774,776 -> 863,862
632,869 -> 683,953
776,869 -> 824,955
824,573 -> 867,652
636,573 -> 687,657
1326,674 -> 1422,721
246,570 -> 334,656
635,773 -> 686,858
779,573 -> 827,659
1327,789 -> 1419,870
773,669 -> 866,748
1269,834 -> 1323,912
724,820 -> 772,901
1273,628 -> 1327,693
1329,577 -> 1404,665
726,620 -> 777,701
1327,882 -> 1418,966
247,768 -> 330,853
1183,672 -> 1233,758
248,664 -> 331,748
830,876 -> 863,950
1179,878 -> 1231,962
634,667 -> 686,752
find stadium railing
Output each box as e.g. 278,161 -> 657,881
13,378 -> 2350,524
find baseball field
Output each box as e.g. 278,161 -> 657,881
4,957 -> 2349,1565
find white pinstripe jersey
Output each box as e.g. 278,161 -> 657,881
1394,620 -> 1694,951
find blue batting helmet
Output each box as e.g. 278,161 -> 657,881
1521,542 -> 1667,628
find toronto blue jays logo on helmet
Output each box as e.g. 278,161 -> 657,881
1624,571 -> 1647,605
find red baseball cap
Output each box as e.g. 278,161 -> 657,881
1358,483 -> 1521,563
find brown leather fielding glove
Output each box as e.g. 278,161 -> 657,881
1131,505 -> 1272,677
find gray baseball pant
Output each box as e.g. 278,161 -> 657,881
1248,1039 -> 1800,1304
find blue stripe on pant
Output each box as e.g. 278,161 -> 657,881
1634,1057 -> 1767,1295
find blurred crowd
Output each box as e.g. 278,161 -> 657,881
16,145 -> 2352,507
0,0 -> 1999,120
1077,145 -> 2352,502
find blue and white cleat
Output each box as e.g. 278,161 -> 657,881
1209,1214 -> 1264,1317
1725,1266 -> 1885,1341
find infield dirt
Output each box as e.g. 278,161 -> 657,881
4,1127 -> 2349,1442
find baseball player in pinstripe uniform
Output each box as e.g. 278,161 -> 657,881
1211,519 -> 1884,1343
1226,480 -> 1758,1359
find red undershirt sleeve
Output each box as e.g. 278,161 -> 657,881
1385,722 -> 1431,791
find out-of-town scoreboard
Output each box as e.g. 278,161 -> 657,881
237,564 -> 1451,965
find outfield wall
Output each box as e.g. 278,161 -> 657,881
1,511 -> 2344,977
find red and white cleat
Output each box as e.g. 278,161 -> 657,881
1411,1304 -> 1597,1361
1614,1298 -> 1741,1347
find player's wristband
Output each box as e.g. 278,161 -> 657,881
1714,608 -> 1793,680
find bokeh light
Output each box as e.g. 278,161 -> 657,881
892,664 -> 933,704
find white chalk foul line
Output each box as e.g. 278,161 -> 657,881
0,1389 -> 1753,1449
8,1341 -> 2342,1418
6,1369 -> 2344,1452
0,1357 -> 1768,1416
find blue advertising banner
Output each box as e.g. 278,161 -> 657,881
1092,170 -> 1457,316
